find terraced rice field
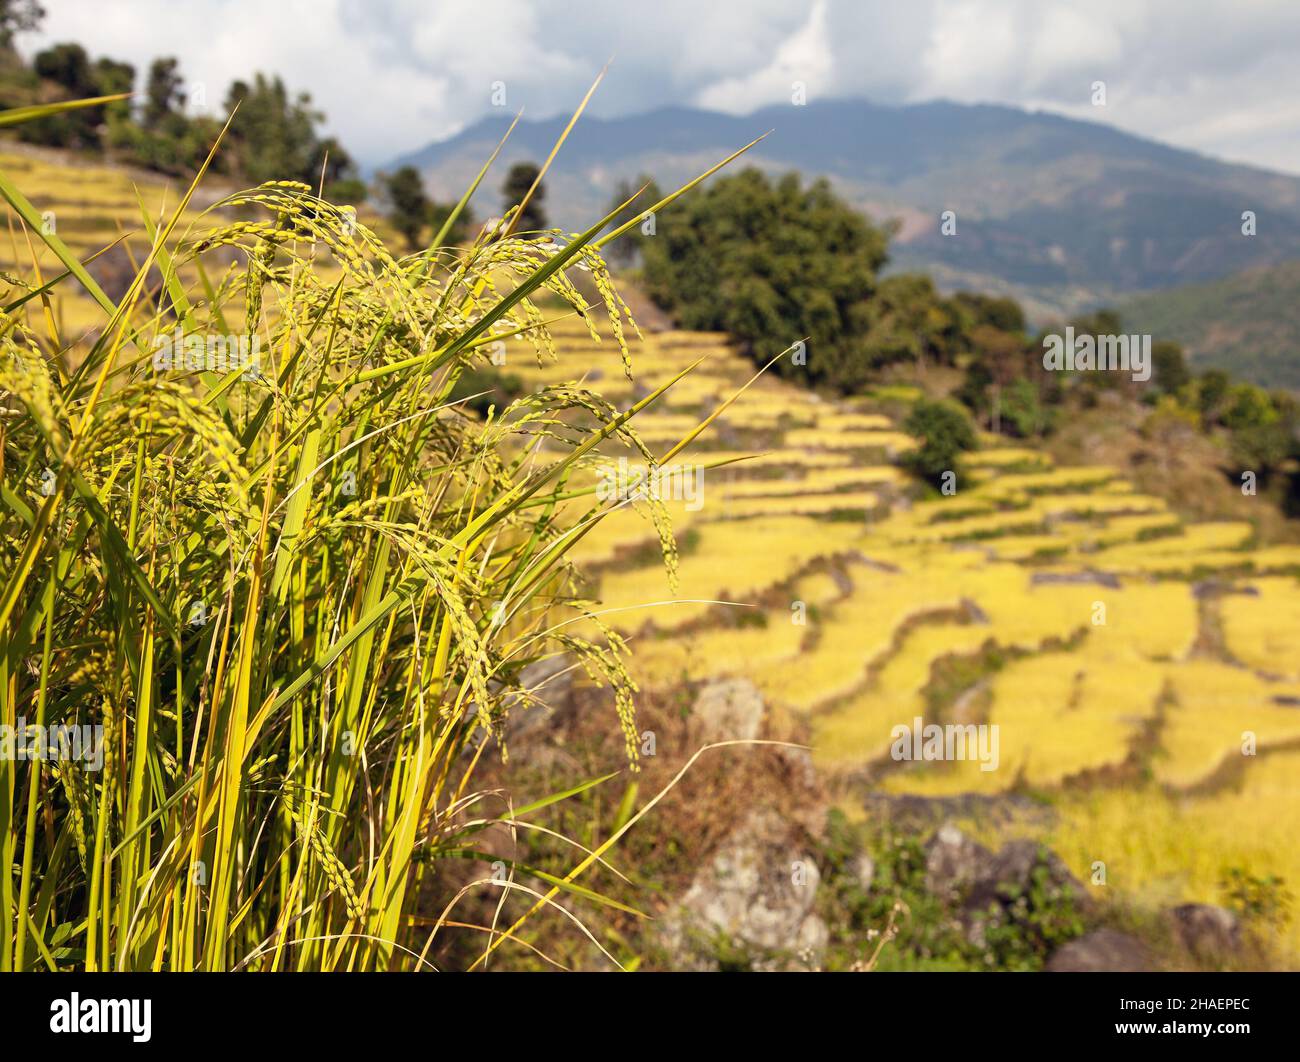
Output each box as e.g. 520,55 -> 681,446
0,145 -> 392,341
511,309 -> 1300,958
16,149 -> 1300,957
0,148 -> 216,337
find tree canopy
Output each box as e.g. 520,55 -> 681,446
3,20 -> 365,199
641,168 -> 890,389
502,161 -> 548,233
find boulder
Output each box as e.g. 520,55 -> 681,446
1046,928 -> 1154,972
924,825 -> 1090,951
1169,903 -> 1241,961
967,839 -> 1089,915
691,677 -> 765,744
661,808 -> 828,970
924,822 -> 995,904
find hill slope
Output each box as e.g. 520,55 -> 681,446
393,98 -> 1300,318
1121,260 -> 1300,391
503,303 -> 1300,965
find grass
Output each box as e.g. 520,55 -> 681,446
0,94 -> 769,971
9,96 -> 1300,971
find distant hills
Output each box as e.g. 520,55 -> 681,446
391,98 -> 1300,321
1121,260 -> 1300,391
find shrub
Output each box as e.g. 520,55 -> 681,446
1152,339 -> 1191,394
1221,867 -> 1293,938
902,398 -> 977,487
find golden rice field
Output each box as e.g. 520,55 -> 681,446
14,143 -> 1300,961
0,146 -> 391,340
506,308 -> 1300,960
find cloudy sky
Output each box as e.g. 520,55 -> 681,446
26,0 -> 1300,173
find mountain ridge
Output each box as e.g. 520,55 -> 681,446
391,97 -> 1300,319
1121,258 -> 1300,391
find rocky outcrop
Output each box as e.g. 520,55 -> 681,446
1046,928 -> 1154,972
661,808 -> 828,970
1169,903 -> 1241,961
690,677 -> 766,744
924,823 -> 1088,917
924,823 -> 994,903
923,823 -> 1090,958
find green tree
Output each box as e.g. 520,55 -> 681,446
307,135 -> 366,202
142,57 -> 183,130
640,167 -> 889,390
603,174 -> 661,266
902,399 -> 978,487
1194,369 -> 1233,428
951,292 -> 1026,335
0,0 -> 43,52
222,74 -> 323,184
502,161 -> 548,232
428,199 -> 475,246
1000,376 -> 1055,438
24,42 -> 99,146
33,41 -> 93,94
1230,422 -> 1293,481
92,56 -> 134,123
956,322 -> 1034,433
860,273 -> 964,370
1222,383 -> 1278,433
383,165 -> 431,249
1151,339 -> 1190,394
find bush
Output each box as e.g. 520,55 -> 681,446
902,398 -> 978,486
1000,376 -> 1055,438
1152,339 -> 1191,394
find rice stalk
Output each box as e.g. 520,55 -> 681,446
0,94 -> 763,971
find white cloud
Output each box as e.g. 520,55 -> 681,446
695,0 -> 834,112
21,0 -> 1300,174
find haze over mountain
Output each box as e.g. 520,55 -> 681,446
392,98 -> 1300,320
1122,261 -> 1300,391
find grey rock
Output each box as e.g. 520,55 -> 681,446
925,824 -> 1089,929
852,852 -> 875,892
691,677 -> 765,744
924,823 -> 995,903
1169,903 -> 1241,960
662,808 -> 828,970
968,839 -> 1089,914
1046,928 -> 1154,972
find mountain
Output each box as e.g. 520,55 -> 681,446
391,98 -> 1300,319
1121,260 -> 1300,391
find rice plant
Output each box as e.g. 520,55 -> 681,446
0,96 -> 760,970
